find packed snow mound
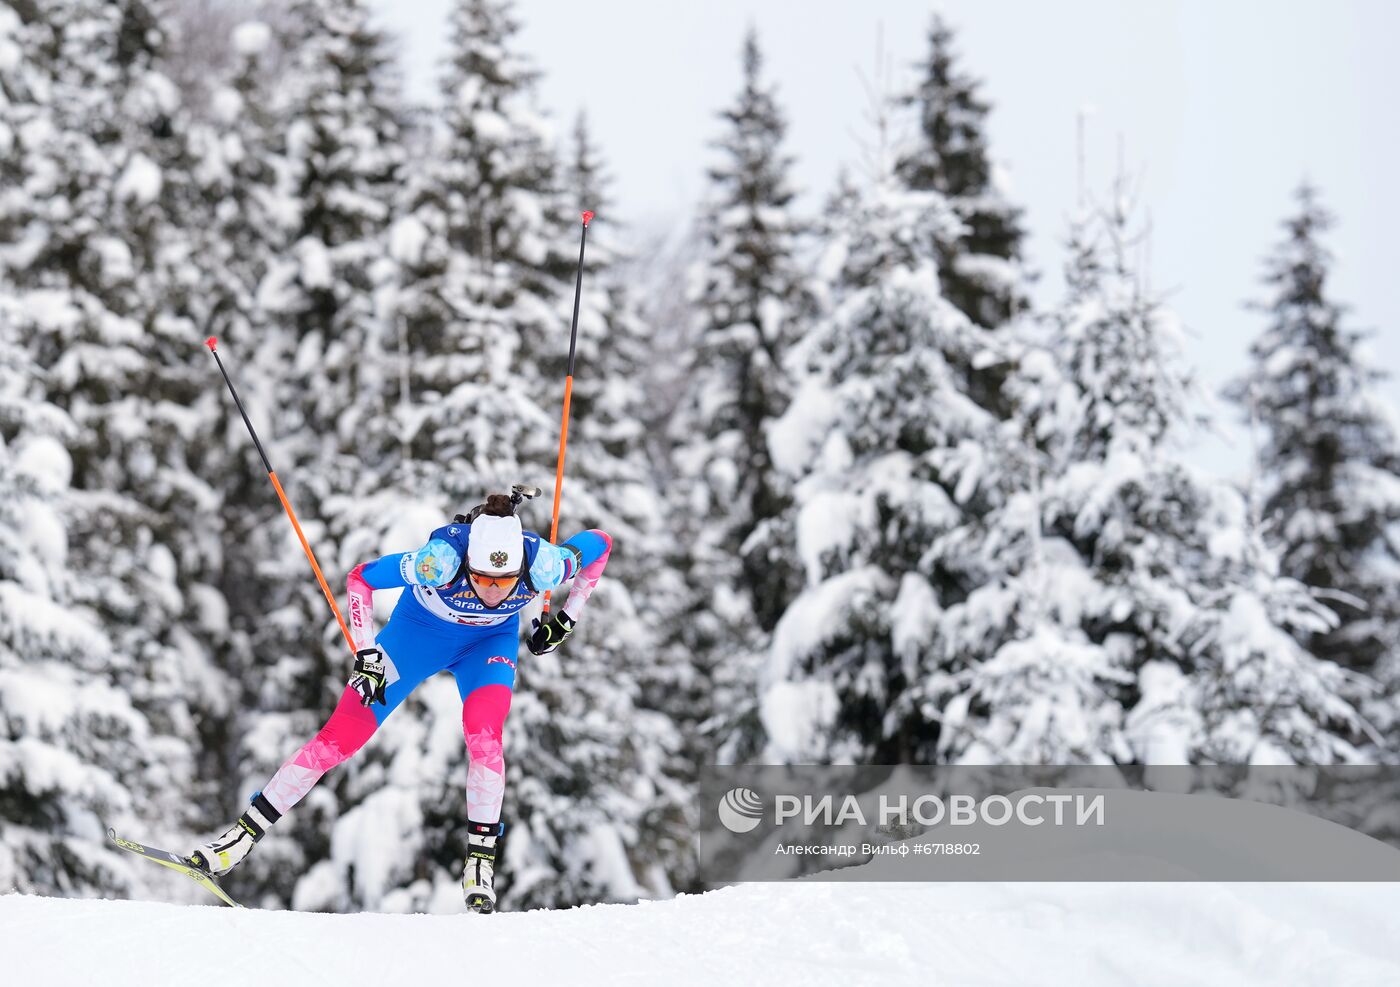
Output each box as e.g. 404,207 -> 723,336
6,879 -> 1400,986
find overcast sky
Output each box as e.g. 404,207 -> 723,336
367,0 -> 1399,479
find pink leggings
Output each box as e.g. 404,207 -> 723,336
261,682 -> 513,824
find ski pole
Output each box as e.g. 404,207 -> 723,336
205,337 -> 357,655
543,210 -> 593,615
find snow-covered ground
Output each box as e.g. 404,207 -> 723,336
6,879 -> 1399,986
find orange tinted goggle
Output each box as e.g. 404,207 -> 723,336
469,571 -> 520,590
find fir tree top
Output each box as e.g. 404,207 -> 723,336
1224,182 -> 1400,677
895,13 -> 992,199
893,13 -> 1027,333
697,28 -> 807,347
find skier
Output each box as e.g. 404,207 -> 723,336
187,489 -> 612,913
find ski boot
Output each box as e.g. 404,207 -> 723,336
188,791 -> 281,877
463,818 -> 503,913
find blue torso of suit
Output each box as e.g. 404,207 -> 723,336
359,520 -> 607,629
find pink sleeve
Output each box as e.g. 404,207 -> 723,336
562,531 -> 611,621
347,563 -> 376,651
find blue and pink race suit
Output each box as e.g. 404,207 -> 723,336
259,520 -> 612,826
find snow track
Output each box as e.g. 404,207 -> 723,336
6,880 -> 1399,986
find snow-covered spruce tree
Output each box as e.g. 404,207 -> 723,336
387,0 -> 560,495
501,111 -> 693,905
357,0 -> 567,914
0,0 -> 239,857
266,0 -> 543,915
566,111 -> 607,225
894,14 -> 1028,414
162,0 -> 255,118
186,19 -> 294,356
755,151 -> 1009,763
665,29 -> 813,765
183,17 -> 296,609
289,0 -> 682,912
927,183 -> 1372,765
226,0 -> 408,909
175,15 -> 324,870
1222,185 -> 1400,699
923,193 -> 1204,764
1173,479 -> 1377,764
0,300 -> 156,899
262,0 -> 403,458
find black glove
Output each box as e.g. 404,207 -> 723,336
350,647 -> 389,706
527,611 -> 575,656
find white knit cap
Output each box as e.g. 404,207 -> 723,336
467,514 -> 524,574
